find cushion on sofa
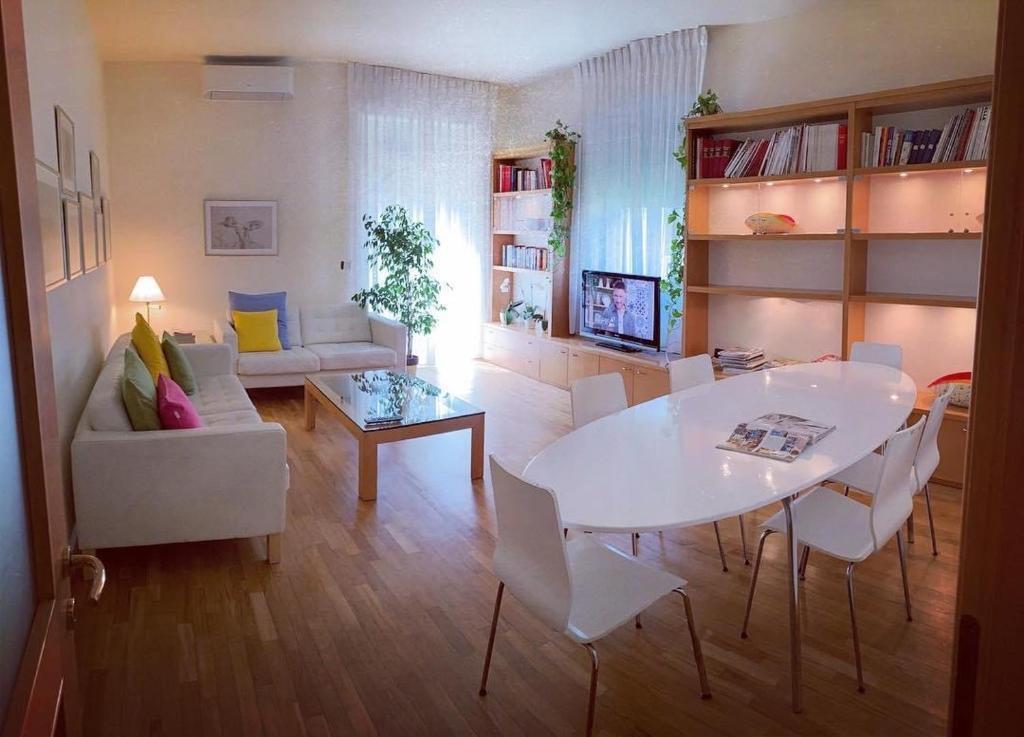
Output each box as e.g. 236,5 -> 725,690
233,309 -> 282,352
161,332 -> 197,395
300,303 -> 372,345
236,347 -> 320,376
157,375 -> 203,429
131,312 -> 170,383
122,348 -> 161,431
306,342 -> 398,371
229,291 -> 290,349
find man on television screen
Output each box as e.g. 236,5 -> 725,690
599,279 -> 637,337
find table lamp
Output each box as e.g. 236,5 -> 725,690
129,275 -> 165,323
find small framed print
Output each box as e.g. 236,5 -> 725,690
89,150 -> 101,199
55,106 -> 76,196
205,200 -> 278,256
63,196 -> 83,278
36,160 -> 66,289
79,193 -> 98,271
101,197 -> 112,261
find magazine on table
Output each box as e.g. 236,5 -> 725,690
717,413 -> 836,462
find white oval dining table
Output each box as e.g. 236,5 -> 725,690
524,361 -> 918,713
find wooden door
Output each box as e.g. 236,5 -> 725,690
0,1 -> 85,734
597,356 -> 635,405
567,348 -> 599,385
538,341 -> 568,388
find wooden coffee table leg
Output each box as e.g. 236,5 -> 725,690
304,387 -> 317,430
358,435 -> 378,501
470,415 -> 485,480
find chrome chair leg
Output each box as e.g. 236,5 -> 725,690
738,515 -> 750,565
479,582 -> 505,696
713,521 -> 728,572
923,484 -> 939,556
907,511 -> 916,544
674,588 -> 712,698
583,643 -> 599,737
845,563 -> 865,693
741,529 -> 774,638
631,533 -> 642,628
798,545 -> 810,580
896,530 -> 913,621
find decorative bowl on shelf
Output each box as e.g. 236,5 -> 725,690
744,212 -> 797,235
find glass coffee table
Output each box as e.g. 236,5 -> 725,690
304,370 -> 485,501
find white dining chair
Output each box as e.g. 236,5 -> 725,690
668,354 -> 750,569
479,456 -> 711,736
570,372 -> 628,430
831,392 -> 950,555
741,416 -> 925,693
850,341 -> 903,371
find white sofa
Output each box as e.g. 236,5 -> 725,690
213,302 -> 407,388
71,335 -> 289,560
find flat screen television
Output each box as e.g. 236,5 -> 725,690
580,269 -> 661,352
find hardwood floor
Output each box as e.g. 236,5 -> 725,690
73,361 -> 960,736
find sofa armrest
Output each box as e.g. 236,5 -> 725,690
72,422 -> 289,550
369,314 -> 407,368
212,319 -> 238,369
179,342 -> 233,377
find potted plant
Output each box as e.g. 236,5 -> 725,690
501,299 -> 523,326
351,205 -> 446,366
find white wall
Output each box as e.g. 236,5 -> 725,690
496,68 -> 577,150
104,62 -> 348,335
24,0 -> 115,518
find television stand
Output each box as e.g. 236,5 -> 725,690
595,340 -> 642,353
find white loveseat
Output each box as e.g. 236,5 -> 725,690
71,335 -> 289,560
213,302 -> 407,388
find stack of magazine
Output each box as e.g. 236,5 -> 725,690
714,348 -> 767,375
717,413 -> 836,463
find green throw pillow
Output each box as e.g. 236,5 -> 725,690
161,332 -> 197,395
121,348 -> 160,431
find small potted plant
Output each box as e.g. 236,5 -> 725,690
351,205 -> 446,367
501,299 -> 523,326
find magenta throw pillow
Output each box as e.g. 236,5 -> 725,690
157,374 -> 203,429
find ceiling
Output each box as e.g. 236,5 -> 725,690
86,0 -> 817,84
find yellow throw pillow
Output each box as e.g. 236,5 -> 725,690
232,309 -> 282,353
131,312 -> 170,383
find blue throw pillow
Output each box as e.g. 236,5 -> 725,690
228,291 -> 289,349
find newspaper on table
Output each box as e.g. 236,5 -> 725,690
717,412 -> 835,462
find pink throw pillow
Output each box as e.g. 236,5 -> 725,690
157,374 -> 203,429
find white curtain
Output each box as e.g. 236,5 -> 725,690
347,63 -> 496,365
571,27 -> 707,348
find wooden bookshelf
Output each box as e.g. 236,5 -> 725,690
683,76 -> 991,443
489,143 -> 573,339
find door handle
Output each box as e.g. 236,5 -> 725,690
63,547 -> 106,602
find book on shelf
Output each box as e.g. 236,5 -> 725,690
717,412 -> 836,463
501,244 -> 548,271
713,347 -> 766,374
497,158 -> 553,193
703,121 -> 846,179
859,104 -> 991,168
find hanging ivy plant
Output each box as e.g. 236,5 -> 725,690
545,120 -> 579,258
664,89 -> 722,332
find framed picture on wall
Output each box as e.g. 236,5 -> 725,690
55,106 -> 76,196
89,150 -> 101,199
204,200 -> 278,256
79,193 -> 98,271
36,161 -> 66,289
101,196 -> 112,261
63,196 -> 83,278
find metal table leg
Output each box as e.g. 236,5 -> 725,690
782,495 -> 803,713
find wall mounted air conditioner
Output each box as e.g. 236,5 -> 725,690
202,64 -> 294,101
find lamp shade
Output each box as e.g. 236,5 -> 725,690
129,276 -> 165,303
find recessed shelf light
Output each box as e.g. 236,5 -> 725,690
899,172 -> 909,178
963,168 -> 974,174
765,182 -> 775,187
813,178 -> 823,183
722,184 -> 730,189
